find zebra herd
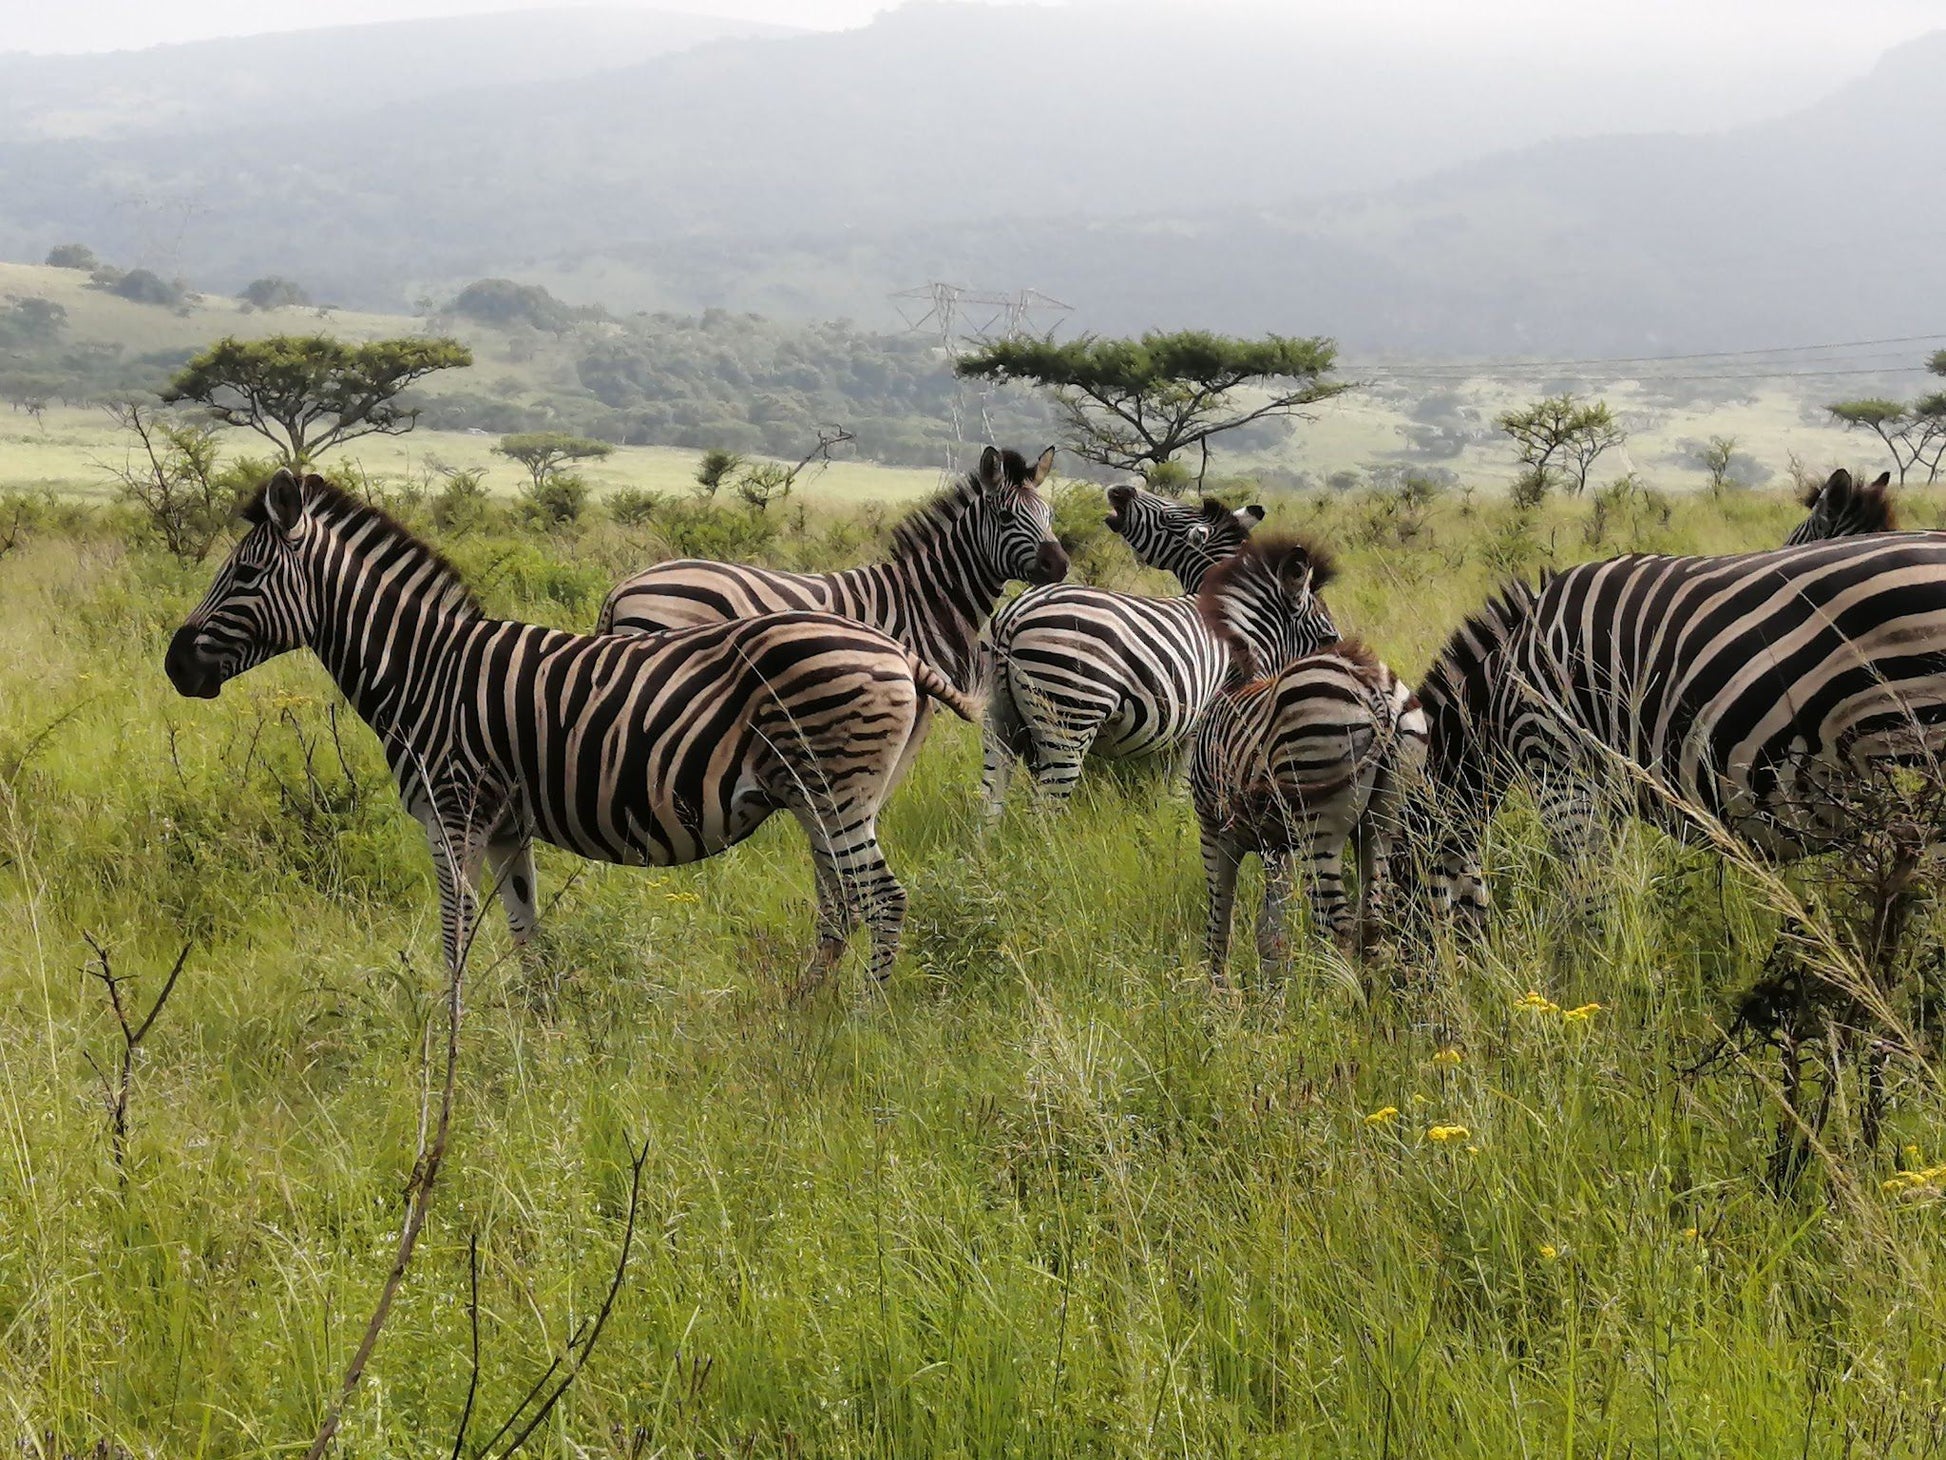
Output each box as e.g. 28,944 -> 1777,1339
164,453 -> 1937,989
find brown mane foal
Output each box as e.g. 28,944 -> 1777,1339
1190,538 -> 1426,984
164,470 -> 979,986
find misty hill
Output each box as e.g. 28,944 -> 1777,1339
0,8 -> 795,142
0,5 -> 1941,355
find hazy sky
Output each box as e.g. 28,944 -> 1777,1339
9,0 -> 1942,57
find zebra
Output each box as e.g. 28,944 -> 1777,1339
597,445 -> 1068,699
1785,468 -> 1896,546
1189,536 -> 1427,981
164,470 -> 982,984
1415,534 -> 1946,922
980,484 -> 1307,812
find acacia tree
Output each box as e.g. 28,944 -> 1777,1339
493,431 -> 614,492
955,330 -> 1346,492
1497,394 -> 1625,501
1827,358 -> 1946,485
1697,434 -> 1739,497
163,334 -> 472,465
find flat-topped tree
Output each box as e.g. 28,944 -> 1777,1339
163,334 -> 471,466
955,330 -> 1347,493
493,431 -> 615,492
1829,352 -> 1946,484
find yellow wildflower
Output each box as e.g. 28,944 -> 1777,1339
1682,1226 -> 1700,1241
1537,1243 -> 1559,1261
1364,1106 -> 1400,1127
1563,1003 -> 1602,1022
1515,990 -> 1561,1015
1432,1048 -> 1462,1068
1427,1124 -> 1470,1144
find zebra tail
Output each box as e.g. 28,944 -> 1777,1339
909,655 -> 984,724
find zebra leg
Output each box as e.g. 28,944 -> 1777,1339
790,809 -> 858,995
485,820 -> 540,947
1305,830 -> 1356,952
1256,849 -> 1294,975
417,809 -> 487,976
980,675 -> 1028,819
1202,829 -> 1243,987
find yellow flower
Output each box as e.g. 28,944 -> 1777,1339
1427,1124 -> 1470,1144
1563,1003 -> 1602,1022
1515,990 -> 1561,1015
1904,1144 -> 1923,1163
1364,1106 -> 1400,1127
1432,1048 -> 1462,1068
1537,1243 -> 1559,1261
1681,1226 -> 1700,1241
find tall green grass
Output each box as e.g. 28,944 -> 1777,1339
3,486 -> 1946,1456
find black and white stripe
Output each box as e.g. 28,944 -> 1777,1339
1785,468 -> 1897,546
1189,537 -> 1426,981
980,485 -> 1306,811
1417,534 -> 1946,920
598,445 -> 1068,696
165,470 -> 981,982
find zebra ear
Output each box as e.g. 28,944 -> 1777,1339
977,445 -> 1003,492
1030,447 -> 1055,487
1870,471 -> 1891,489
1275,545 -> 1314,597
1237,504 -> 1267,528
263,468 -> 305,534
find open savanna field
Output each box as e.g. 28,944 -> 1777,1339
5,474 -> 1946,1457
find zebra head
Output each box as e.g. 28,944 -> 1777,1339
1194,534 -> 1340,686
1412,580 -> 1541,922
1105,483 -> 1265,591
165,468 -> 318,699
969,444 -> 1068,586
1785,468 -> 1896,546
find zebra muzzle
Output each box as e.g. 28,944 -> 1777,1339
164,625 -> 224,699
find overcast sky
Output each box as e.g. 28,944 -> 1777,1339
9,0 -> 1941,58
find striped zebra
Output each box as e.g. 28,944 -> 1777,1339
980,484 -> 1304,812
1416,534 -> 1946,922
598,445 -> 1068,698
164,470 -> 981,983
1785,468 -> 1896,545
1189,537 -> 1426,981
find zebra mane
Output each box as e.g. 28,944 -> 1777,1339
889,450 -> 1044,560
1797,468 -> 1897,532
243,474 -> 484,619
1195,533 -> 1338,684
1425,579 -> 1539,688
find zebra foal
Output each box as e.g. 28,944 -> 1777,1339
980,484 -> 1313,812
165,470 -> 979,983
1189,536 -> 1426,982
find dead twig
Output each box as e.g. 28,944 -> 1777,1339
81,934 -> 192,1182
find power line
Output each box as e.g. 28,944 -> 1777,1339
1345,331 -> 1946,377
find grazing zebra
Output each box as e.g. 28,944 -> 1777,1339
598,445 -> 1068,698
1785,468 -> 1896,545
980,485 -> 1302,811
164,470 -> 981,983
1416,534 -> 1946,921
1189,537 -> 1426,981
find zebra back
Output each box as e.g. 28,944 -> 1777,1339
1106,483 -> 1265,591
1785,468 -> 1897,546
599,444 -> 1066,693
1194,534 -> 1341,686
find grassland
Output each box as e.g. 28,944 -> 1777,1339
3,481 -> 1946,1455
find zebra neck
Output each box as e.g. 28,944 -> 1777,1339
830,544 -> 1004,690
306,561 -> 480,743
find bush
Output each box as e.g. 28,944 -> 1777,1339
108,269 -> 185,308
606,486 -> 664,527
431,468 -> 494,534
44,243 -> 97,270
451,278 -> 575,333
240,276 -> 311,310
517,471 -> 588,529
